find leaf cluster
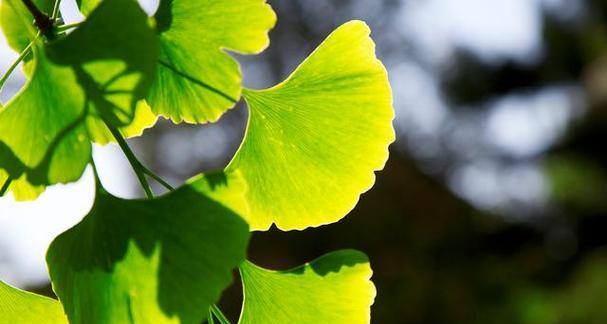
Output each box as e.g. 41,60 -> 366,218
0,0 -> 394,322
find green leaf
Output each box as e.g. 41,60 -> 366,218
0,0 -> 158,138
0,0 -> 53,64
0,171 -> 44,200
72,0 -> 276,124
85,100 -> 157,146
0,42 -> 91,195
46,172 -> 250,324
0,280 -> 68,323
147,0 -> 276,123
76,0 -> 102,16
42,0 -> 159,144
0,0 -> 158,200
227,21 -> 395,230
238,250 -> 376,324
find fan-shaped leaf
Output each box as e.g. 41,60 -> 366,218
46,172 -> 250,324
239,250 -> 376,324
0,280 -> 67,323
0,42 -> 91,198
147,0 -> 276,123
72,0 -> 277,124
227,21 -> 395,230
0,0 -> 53,66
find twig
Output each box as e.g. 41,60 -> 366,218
20,0 -> 55,39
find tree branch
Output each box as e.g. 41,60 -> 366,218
21,0 -> 55,39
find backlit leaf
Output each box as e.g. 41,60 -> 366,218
227,21 -> 395,230
47,172 -> 250,324
0,280 -> 67,323
85,100 -> 157,146
239,250 -> 376,324
73,0 -> 277,124
0,41 -> 91,197
0,0 -> 158,200
0,171 -> 44,200
0,0 -> 53,65
147,0 -> 276,123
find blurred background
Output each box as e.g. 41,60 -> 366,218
1,0 -> 607,323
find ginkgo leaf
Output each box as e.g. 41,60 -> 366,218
76,0 -> 101,16
0,42 -> 91,192
238,250 -> 376,324
0,0 -> 158,142
0,0 -> 53,65
0,280 -> 68,323
146,0 -> 276,123
0,103 -> 44,200
51,0 -> 159,144
227,21 -> 395,230
46,171 -> 250,324
85,100 -> 157,145
0,0 -> 158,200
72,0 -> 275,124
0,171 -> 44,200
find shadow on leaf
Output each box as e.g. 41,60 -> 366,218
47,173 -> 250,324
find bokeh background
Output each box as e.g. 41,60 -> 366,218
1,0 -> 607,323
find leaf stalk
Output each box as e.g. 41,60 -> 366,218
0,176 -> 13,197
210,304 -> 231,324
55,21 -> 83,32
105,123 -> 155,199
0,40 -> 34,92
51,0 -> 61,19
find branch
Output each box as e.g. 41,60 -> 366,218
21,0 -> 55,39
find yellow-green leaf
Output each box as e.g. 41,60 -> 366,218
0,0 -> 158,200
0,280 -> 68,323
148,0 -> 276,123
47,172 -> 250,324
85,100 -> 157,146
0,171 -> 44,200
227,21 -> 395,230
0,42 -> 91,193
239,250 -> 376,324
0,0 -> 53,65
